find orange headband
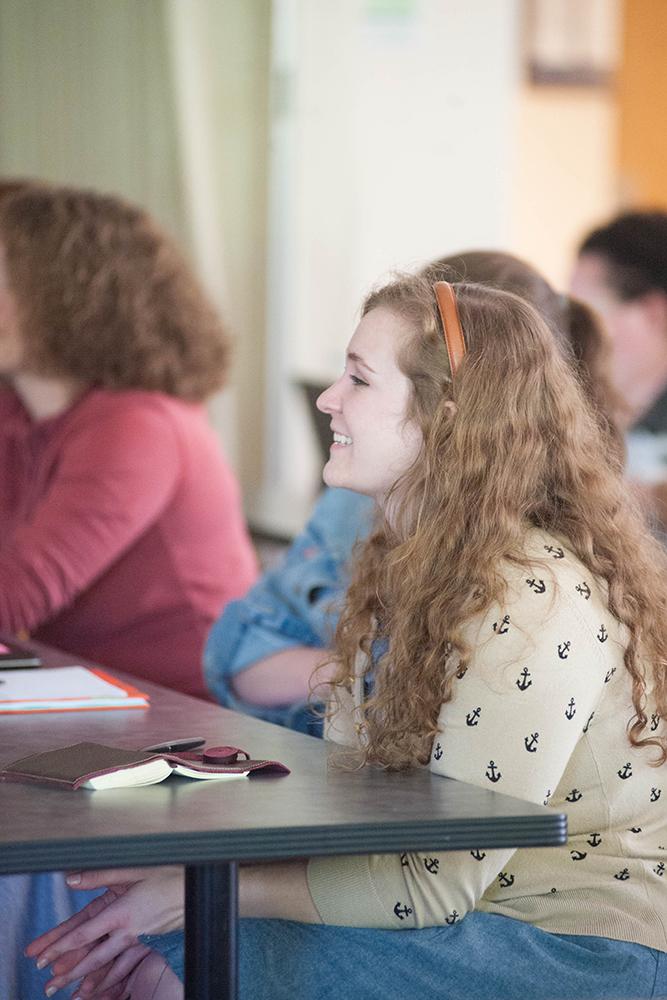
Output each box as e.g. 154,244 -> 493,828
433,281 -> 466,375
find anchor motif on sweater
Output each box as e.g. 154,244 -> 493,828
433,743 -> 443,761
492,614 -> 510,635
516,667 -> 532,691
570,850 -> 587,861
604,667 -> 616,684
544,545 -> 564,559
617,762 -> 632,780
651,713 -> 661,732
470,849 -> 486,861
524,732 -> 539,753
486,760 -> 502,783
466,707 -> 481,727
445,910 -> 460,924
587,833 -> 602,847
423,858 -> 440,875
565,698 -> 576,720
558,641 -> 571,659
526,577 -> 546,594
575,581 -> 591,600
655,863 -> 665,877
498,872 -> 515,888
393,902 -> 413,920
650,787 -> 662,802
597,625 -> 608,643
565,788 -> 582,802
614,868 -> 630,881
582,711 -> 595,734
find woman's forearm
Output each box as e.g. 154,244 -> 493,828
240,861 -> 321,923
231,646 -> 335,707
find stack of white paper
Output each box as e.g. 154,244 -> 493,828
0,666 -> 149,713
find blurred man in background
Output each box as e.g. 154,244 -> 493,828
571,211 -> 667,530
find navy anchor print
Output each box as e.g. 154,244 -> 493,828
409,536 -> 663,945
485,760 -> 502,783
516,667 -> 532,691
466,707 -> 481,726
393,902 -> 413,920
582,711 -> 595,734
492,614 -> 510,634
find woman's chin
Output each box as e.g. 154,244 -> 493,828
322,465 -> 340,489
322,464 -> 355,493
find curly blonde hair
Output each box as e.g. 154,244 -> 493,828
0,182 -> 229,400
329,273 -> 667,769
422,251 -> 627,451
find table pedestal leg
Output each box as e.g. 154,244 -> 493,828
185,861 -> 238,1000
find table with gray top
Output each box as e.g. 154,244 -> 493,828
0,645 -> 567,1000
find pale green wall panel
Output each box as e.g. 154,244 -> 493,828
0,0 -> 186,243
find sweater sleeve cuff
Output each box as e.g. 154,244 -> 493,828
306,854 -> 394,928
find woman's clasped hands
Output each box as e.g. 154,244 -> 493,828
25,866 -> 184,999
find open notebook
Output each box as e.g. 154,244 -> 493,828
0,741 -> 291,790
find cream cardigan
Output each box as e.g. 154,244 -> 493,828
307,530 -> 666,951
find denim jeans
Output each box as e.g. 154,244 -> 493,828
0,872 -> 101,999
142,911 -> 667,1000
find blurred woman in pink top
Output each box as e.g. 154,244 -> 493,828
0,181 -> 257,699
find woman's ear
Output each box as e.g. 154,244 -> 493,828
442,400 -> 458,419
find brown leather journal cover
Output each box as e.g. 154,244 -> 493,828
1,741 -> 290,789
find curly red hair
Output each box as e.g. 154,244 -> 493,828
0,182 -> 229,400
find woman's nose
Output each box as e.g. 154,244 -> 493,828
316,378 -> 342,414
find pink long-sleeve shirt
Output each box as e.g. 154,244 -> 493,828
0,386 -> 257,699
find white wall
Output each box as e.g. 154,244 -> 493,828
258,0 -> 522,533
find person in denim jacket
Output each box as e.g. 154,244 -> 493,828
204,251 -> 622,735
204,487 -> 374,734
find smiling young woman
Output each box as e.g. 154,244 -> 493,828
205,249 -> 623,733
27,271 -> 667,1000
